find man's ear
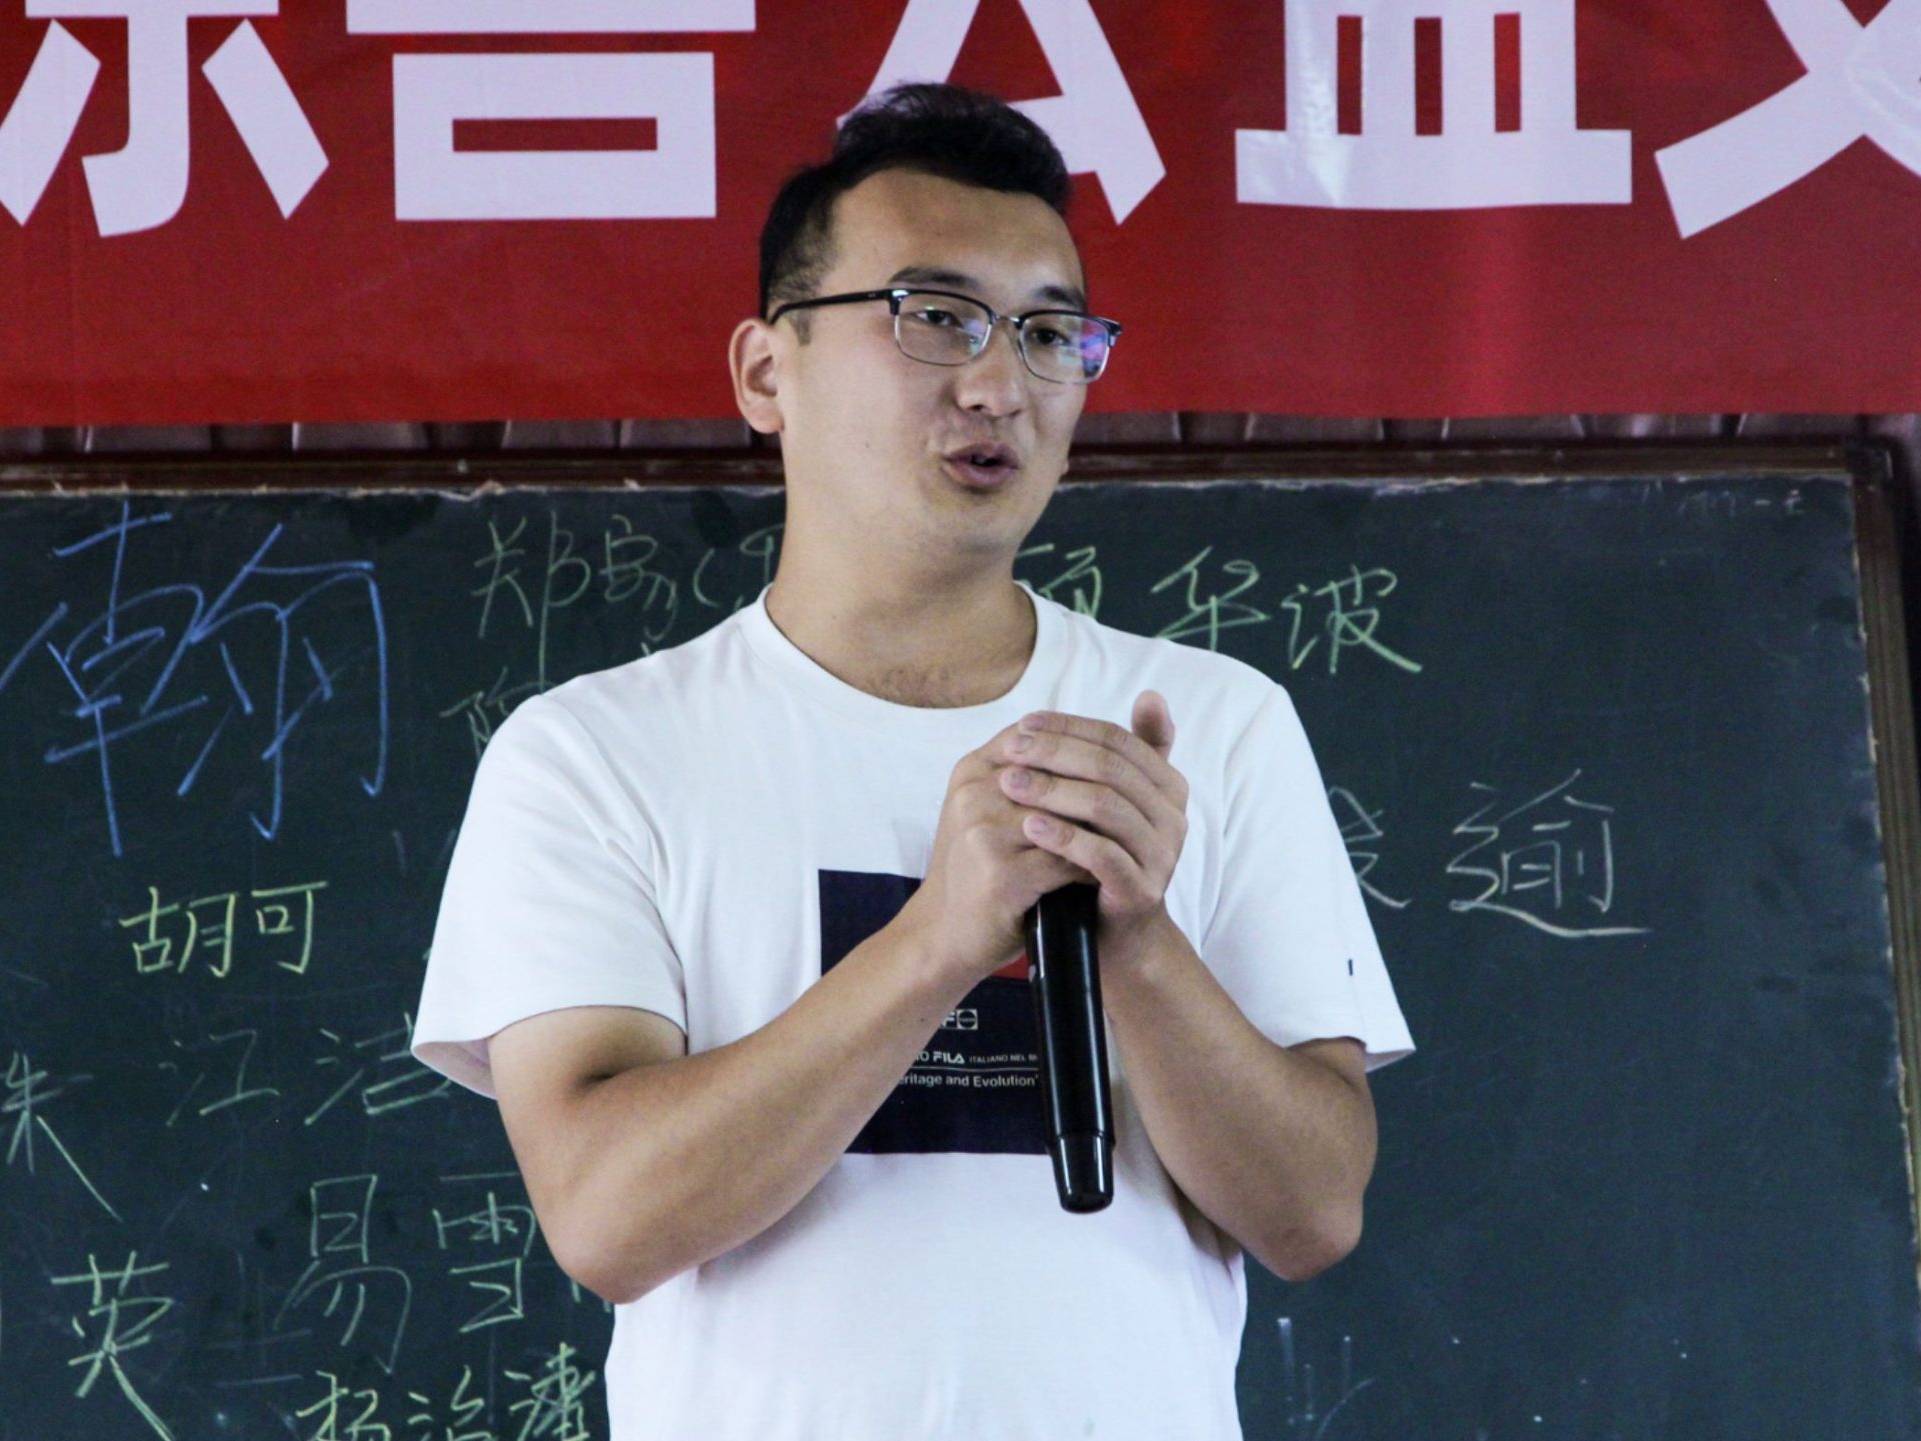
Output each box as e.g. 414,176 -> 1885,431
729,318 -> 785,435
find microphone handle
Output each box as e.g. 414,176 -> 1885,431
1023,880 -> 1113,1212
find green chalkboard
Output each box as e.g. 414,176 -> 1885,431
2,446 -> 1917,1439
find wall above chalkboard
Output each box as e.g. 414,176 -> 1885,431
0,445 -> 1916,1441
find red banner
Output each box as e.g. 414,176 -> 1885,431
2,2 -> 1918,427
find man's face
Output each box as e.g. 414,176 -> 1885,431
749,166 -> 1091,566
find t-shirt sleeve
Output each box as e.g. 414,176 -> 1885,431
410,692 -> 687,1100
1199,682 -> 1415,1074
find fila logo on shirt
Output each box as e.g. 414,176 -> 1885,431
819,869 -> 1046,1157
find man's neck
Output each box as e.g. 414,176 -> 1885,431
762,571 -> 1036,709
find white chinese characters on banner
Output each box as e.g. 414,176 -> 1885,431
1655,0 -> 1921,236
1236,0 -> 1631,208
343,0 -> 755,222
849,0 -> 1164,224
0,2 -> 325,237
6,0 -> 1921,243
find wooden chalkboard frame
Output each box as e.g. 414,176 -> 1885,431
5,437 -> 1917,1283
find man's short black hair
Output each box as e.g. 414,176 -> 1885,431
757,82 -> 1073,341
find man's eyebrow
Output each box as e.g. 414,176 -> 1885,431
884,265 -> 1088,312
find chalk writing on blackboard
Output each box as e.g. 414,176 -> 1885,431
306,1013 -> 452,1125
1274,1315 -> 1376,1438
52,1249 -> 179,1440
1135,546 -> 1424,675
0,499 -> 390,857
1017,540 -> 1102,614
472,513 -> 595,696
4,1049 -> 118,1218
1281,565 -> 1423,676
1151,546 -> 1267,649
431,1179 -> 541,1257
296,1370 -> 393,1441
290,1338 -> 600,1440
504,1339 -> 601,1439
446,1255 -> 527,1335
433,1175 -> 542,1334
1447,769 -> 1652,937
1331,785 -> 1414,914
448,529 -> 1431,765
119,879 -> 329,978
452,511 -> 780,756
441,663 -> 542,757
1678,485 -> 1805,518
150,1014 -> 453,1129
474,511 -> 684,643
1028,541 -> 1436,678
273,1174 -> 412,1374
158,1028 -> 277,1122
400,1363 -> 490,1440
437,1167 -> 615,1320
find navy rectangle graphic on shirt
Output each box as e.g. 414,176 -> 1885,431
819,869 -> 1046,1155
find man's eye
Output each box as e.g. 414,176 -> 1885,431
912,307 -> 961,327
1030,327 -> 1070,349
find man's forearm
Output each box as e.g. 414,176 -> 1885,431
1099,909 -> 1376,1281
559,915 -> 972,1303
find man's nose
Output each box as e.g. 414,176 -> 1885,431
953,321 -> 1029,412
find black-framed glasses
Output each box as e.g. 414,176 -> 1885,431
766,287 -> 1123,385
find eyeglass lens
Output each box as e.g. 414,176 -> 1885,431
894,291 -> 1111,383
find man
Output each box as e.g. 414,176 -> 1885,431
411,81 -> 1414,1440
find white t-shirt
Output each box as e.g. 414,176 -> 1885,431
412,577 -> 1415,1441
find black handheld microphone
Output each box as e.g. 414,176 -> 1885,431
1022,880 -> 1113,1212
